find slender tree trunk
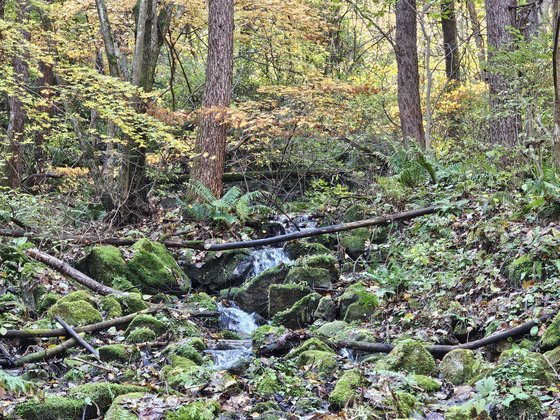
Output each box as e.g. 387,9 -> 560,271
441,0 -> 460,82
5,0 -> 31,189
553,0 -> 560,166
395,0 -> 426,149
466,0 -> 486,80
190,0 -> 235,198
485,0 -> 519,146
33,60 -> 55,174
95,0 -> 120,78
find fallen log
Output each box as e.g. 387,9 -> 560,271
55,316 -> 99,358
0,338 -> 78,368
27,248 -> 124,296
0,204 -> 446,251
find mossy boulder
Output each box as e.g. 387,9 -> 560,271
315,320 -> 350,338
253,367 -> 306,397
183,249 -> 252,292
389,391 -> 416,417
252,325 -> 286,349
232,263 -> 290,315
295,254 -> 339,282
165,400 -> 220,420
440,349 -> 480,385
167,343 -> 203,365
284,241 -> 331,260
125,314 -> 166,337
77,245 -> 140,290
340,227 -> 370,259
296,350 -> 337,376
288,338 -> 334,357
497,348 -> 554,386
69,383 -> 146,415
126,327 -> 156,344
271,292 -> 322,329
338,282 -> 379,322
541,312 -> 560,350
15,396 -> 85,420
105,393 -> 144,420
48,299 -> 102,326
494,396 -> 543,420
99,344 -> 140,364
115,292 -> 148,315
268,283 -> 311,317
544,345 -> 560,369
285,266 -> 332,289
313,296 -> 337,321
185,292 -> 218,312
37,292 -> 61,313
409,374 -> 440,392
128,239 -> 190,293
162,356 -> 210,390
376,340 -> 436,375
329,368 -> 362,409
445,405 -> 478,420
100,295 -> 122,318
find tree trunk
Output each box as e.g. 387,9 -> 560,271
485,0 -> 520,146
5,0 -> 31,189
395,0 -> 426,149
553,0 -> 560,166
466,0 -> 486,80
190,0 -> 235,198
95,0 -> 120,78
441,0 -> 460,82
32,60 -> 55,176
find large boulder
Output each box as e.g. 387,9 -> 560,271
76,246 -> 139,291
47,291 -> 102,326
285,266 -> 332,289
271,292 -> 322,329
375,340 -> 436,376
440,349 -> 482,385
329,369 -> 362,409
15,397 -> 86,420
183,249 -> 253,292
338,282 -> 379,322
232,263 -> 290,315
68,383 -> 146,415
268,283 -> 311,317
497,348 -> 554,386
284,241 -> 331,260
128,239 -> 190,294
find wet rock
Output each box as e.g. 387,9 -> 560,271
128,239 -> 190,294
375,340 -> 436,375
329,368 -> 362,409
284,241 -> 331,260
440,349 -> 481,385
183,249 -> 253,292
268,283 -> 311,317
271,292 -> 322,329
232,263 -> 290,315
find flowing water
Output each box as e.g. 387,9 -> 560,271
249,247 -> 290,276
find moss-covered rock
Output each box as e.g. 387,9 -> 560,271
409,374 -> 441,392
58,290 -> 95,304
541,312 -> 560,350
99,344 -> 140,364
497,347 -> 554,386
285,266 -> 332,289
126,327 -> 156,344
162,355 -> 210,390
390,391 -> 416,417
315,320 -> 350,338
183,249 -> 252,292
338,282 -> 379,322
268,283 -> 311,317
165,400 -> 220,420
340,228 -> 370,259
77,246 -> 139,290
48,299 -> 102,326
232,263 -> 290,315
313,296 -> 337,321
544,345 -> 560,369
105,392 -> 145,420
295,254 -> 339,282
167,343 -> 203,365
100,295 -> 122,318
185,292 -> 218,312
36,292 -> 61,313
115,293 -> 148,315
288,338 -> 334,357
253,367 -> 306,397
445,405 -> 478,420
329,369 -> 362,409
15,396 -> 85,420
271,292 -> 322,329
221,330 -> 242,339
69,383 -> 146,415
440,349 -> 480,385
376,340 -> 436,375
495,396 -> 543,420
284,241 -> 331,260
252,325 -> 286,349
125,314 -> 166,337
296,350 -> 337,376
128,239 -> 190,293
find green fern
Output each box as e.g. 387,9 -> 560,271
388,143 -> 437,187
186,180 -> 218,203
0,371 -> 35,396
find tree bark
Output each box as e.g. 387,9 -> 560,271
554,1 -> 560,167
190,0 -> 235,198
395,0 -> 426,148
95,0 -> 120,78
467,0 -> 486,79
485,0 -> 520,146
5,0 -> 31,189
441,0 -> 460,82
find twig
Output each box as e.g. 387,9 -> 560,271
55,316 -> 99,359
0,338 -> 78,368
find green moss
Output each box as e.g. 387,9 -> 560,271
100,295 -> 123,318
409,374 -> 441,392
221,330 -> 242,340
99,344 -> 140,364
184,337 -> 206,351
376,340 -> 436,375
288,338 -> 334,358
185,292 -> 218,311
163,357 -> 210,390
125,314 -> 166,336
252,325 -> 286,349
15,396 -> 85,420
128,239 -> 190,293
544,345 -> 560,369
440,349 -> 480,385
268,283 -> 311,317
296,350 -> 337,376
69,383 -> 146,414
329,369 -> 362,409
58,290 -> 95,304
315,320 -> 350,338
36,292 -> 60,313
165,400 -> 220,420
111,276 -> 138,293
340,227 -> 370,259
284,241 -> 331,259
126,327 -> 156,343
169,344 -> 203,365
77,245 -> 139,289
497,348 -> 554,386
498,396 -> 543,419
338,282 -> 379,322
48,300 -> 102,326
105,392 -> 145,420
116,293 -> 147,315
445,405 -> 477,420
295,254 -> 339,282
541,312 -> 560,350
253,367 -> 306,397
392,391 -> 416,417
271,292 -> 322,329
285,266 -> 332,289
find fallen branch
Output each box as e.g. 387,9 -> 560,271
0,204 -> 446,251
0,338 -> 78,368
27,248 -> 124,296
55,316 -> 99,359
257,331 -> 311,356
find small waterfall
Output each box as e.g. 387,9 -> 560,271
217,302 -> 259,336
250,247 -> 290,276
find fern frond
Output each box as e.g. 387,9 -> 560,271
186,180 -> 217,203
219,186 -> 242,207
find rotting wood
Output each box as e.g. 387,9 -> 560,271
0,338 -> 78,368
